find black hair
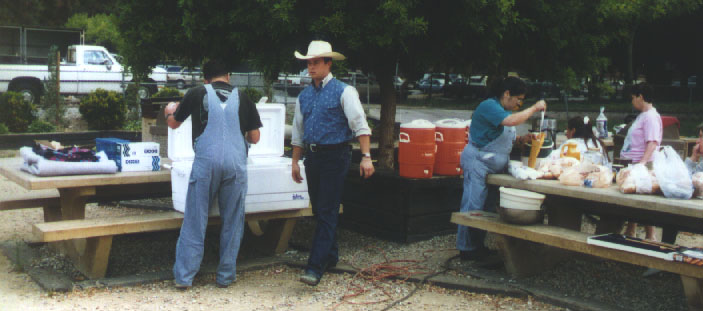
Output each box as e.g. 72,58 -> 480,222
629,83 -> 655,103
488,76 -> 527,99
323,57 -> 332,64
567,116 -> 610,161
202,60 -> 228,81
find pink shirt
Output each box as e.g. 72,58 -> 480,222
620,108 -> 663,163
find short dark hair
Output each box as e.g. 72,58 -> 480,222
202,60 -> 228,81
323,57 -> 332,64
489,76 -> 527,98
630,83 -> 655,103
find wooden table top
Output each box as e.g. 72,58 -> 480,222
0,157 -> 170,191
487,174 -> 703,219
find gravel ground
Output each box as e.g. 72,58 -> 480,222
0,166 -> 697,310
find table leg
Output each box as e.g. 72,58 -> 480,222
545,196 -> 583,231
595,216 -> 625,235
52,187 -> 113,279
681,275 -> 703,310
254,218 -> 298,255
493,233 -> 568,278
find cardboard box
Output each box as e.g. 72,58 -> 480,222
117,142 -> 160,158
119,156 -> 161,172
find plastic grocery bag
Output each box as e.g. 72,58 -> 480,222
508,161 -> 539,180
629,163 -> 652,194
653,146 -> 693,199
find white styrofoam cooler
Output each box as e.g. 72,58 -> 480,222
168,103 -> 309,214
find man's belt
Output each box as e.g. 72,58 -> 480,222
305,142 -> 350,152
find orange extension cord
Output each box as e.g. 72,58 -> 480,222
332,247 -> 456,310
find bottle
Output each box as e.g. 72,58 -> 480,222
597,106 -> 608,138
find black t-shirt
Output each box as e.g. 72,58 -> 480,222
174,81 -> 263,145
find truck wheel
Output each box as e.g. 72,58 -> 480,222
176,80 -> 186,90
11,81 -> 41,105
137,85 -> 151,100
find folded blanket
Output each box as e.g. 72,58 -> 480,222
20,147 -> 118,177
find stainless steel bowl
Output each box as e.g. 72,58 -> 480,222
497,205 -> 544,225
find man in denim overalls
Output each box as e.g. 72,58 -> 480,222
457,77 -> 546,260
164,60 -> 261,289
290,41 -> 375,285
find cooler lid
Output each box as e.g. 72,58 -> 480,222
168,116 -> 195,161
249,103 -> 285,158
400,119 -> 435,129
435,118 -> 469,128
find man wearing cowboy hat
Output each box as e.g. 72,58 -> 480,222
291,40 -> 375,286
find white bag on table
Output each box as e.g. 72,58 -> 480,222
653,146 -> 693,199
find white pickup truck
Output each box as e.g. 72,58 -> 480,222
0,45 -> 167,104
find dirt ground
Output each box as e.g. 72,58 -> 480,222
0,173 -> 565,311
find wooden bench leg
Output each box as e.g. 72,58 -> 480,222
77,236 -> 113,279
493,234 -> 568,278
255,218 -> 298,255
681,276 -> 703,311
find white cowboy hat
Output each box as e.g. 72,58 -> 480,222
294,40 -> 346,60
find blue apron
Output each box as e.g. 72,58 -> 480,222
456,126 -> 516,251
173,84 -> 248,286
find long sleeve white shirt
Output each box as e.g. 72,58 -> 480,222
291,73 -> 372,147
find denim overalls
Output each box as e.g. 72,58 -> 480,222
456,126 -> 515,251
173,84 -> 248,286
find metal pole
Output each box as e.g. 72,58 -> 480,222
366,75 -> 370,106
564,92 -> 569,121
56,50 -> 60,127
284,74 -> 288,106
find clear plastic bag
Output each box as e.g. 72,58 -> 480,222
653,146 -> 694,199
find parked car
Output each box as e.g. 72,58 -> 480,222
443,77 -> 469,98
168,67 -> 202,89
418,78 -> 445,94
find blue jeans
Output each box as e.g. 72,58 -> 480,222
173,158 -> 247,286
456,144 -> 508,251
304,147 -> 351,278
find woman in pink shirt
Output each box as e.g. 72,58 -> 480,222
621,83 -> 662,240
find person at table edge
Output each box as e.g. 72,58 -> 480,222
620,83 -> 662,241
457,77 -> 546,261
163,60 -> 262,289
290,40 -> 375,286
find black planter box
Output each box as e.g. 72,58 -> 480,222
340,163 -> 463,243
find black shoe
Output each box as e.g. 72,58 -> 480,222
173,280 -> 191,290
299,271 -> 321,286
460,248 -> 491,261
215,282 -> 230,288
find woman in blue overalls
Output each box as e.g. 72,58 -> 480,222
457,77 -> 546,260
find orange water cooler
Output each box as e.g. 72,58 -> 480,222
433,119 -> 469,176
398,119 -> 436,179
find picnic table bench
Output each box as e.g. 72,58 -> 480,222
0,157 -> 324,279
450,174 -> 703,310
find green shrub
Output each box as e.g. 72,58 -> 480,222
123,119 -> 142,131
0,91 -> 36,132
153,87 -> 182,98
243,88 -> 263,103
79,89 -> 127,130
27,120 -> 57,133
0,123 -> 9,134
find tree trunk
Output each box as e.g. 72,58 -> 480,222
625,26 -> 637,86
375,69 -> 397,169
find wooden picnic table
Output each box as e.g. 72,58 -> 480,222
460,173 -> 703,310
487,174 -> 703,236
0,157 -> 314,279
